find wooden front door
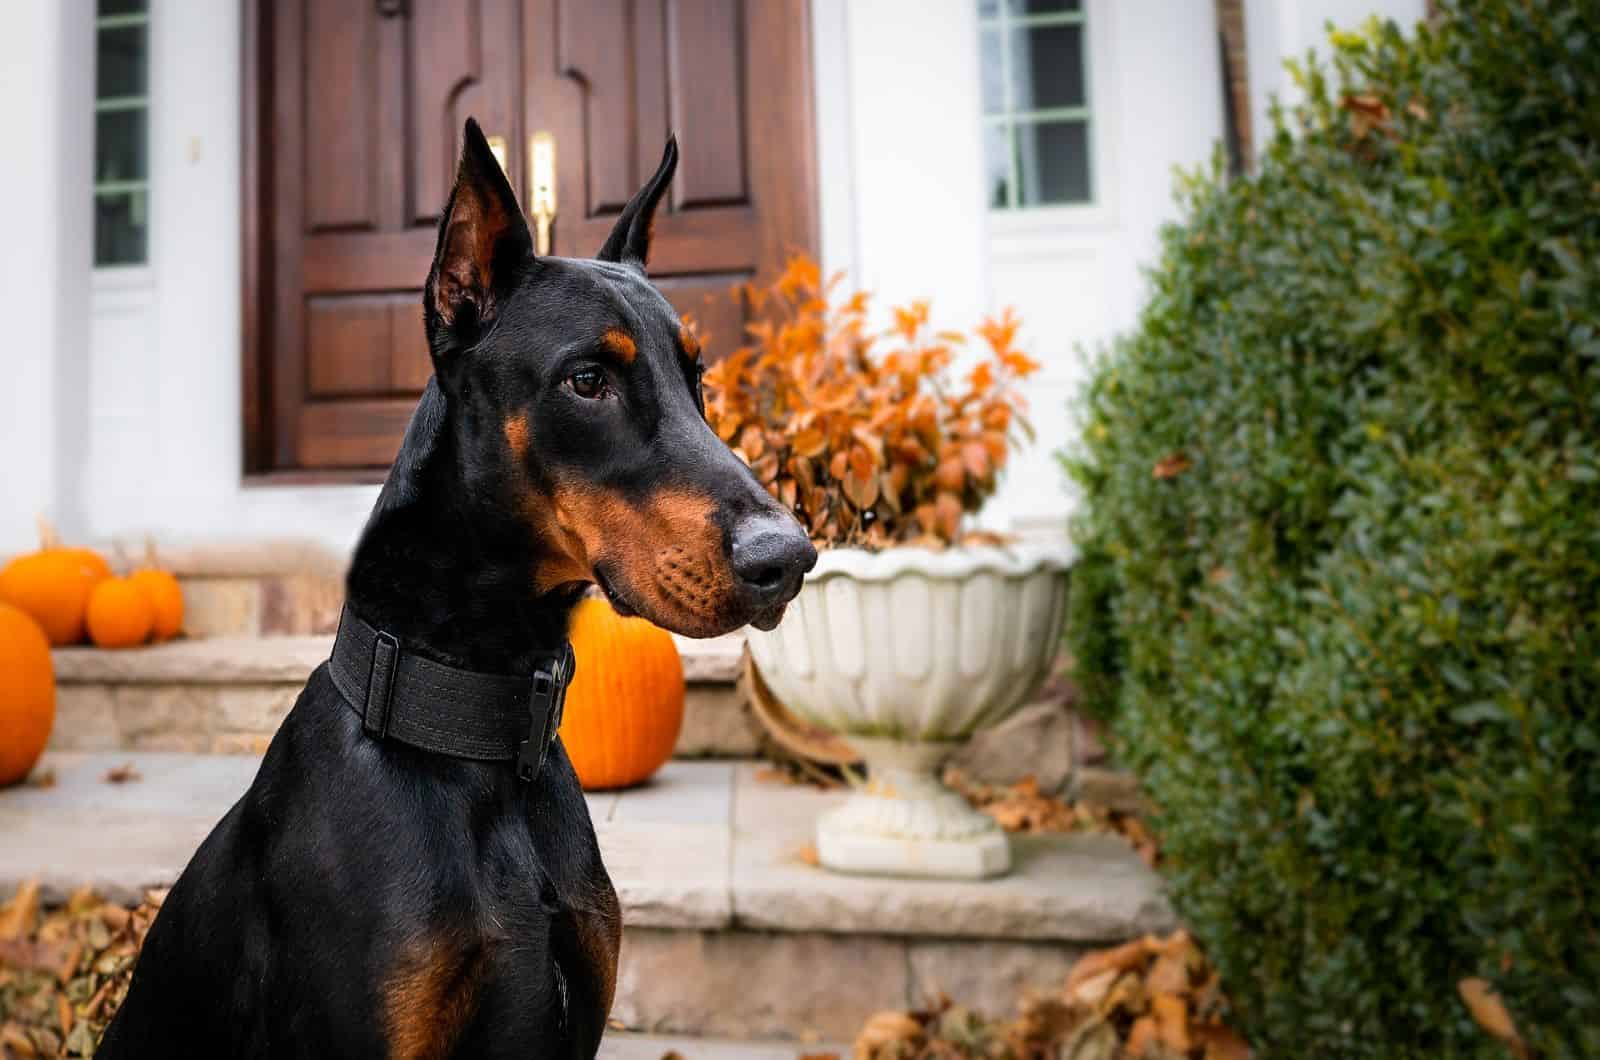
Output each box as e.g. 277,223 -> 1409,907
244,0 -> 816,479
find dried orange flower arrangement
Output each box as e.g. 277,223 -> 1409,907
701,254 -> 1040,548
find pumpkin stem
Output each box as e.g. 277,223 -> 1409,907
142,535 -> 159,571
35,515 -> 60,551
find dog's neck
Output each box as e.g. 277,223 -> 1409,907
344,381 -> 579,675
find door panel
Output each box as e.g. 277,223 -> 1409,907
303,3 -> 379,231
525,0 -> 814,367
245,0 -> 815,476
252,0 -> 522,474
664,0 -> 747,209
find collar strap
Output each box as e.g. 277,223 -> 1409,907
328,607 -> 575,782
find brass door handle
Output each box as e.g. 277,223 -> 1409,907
528,131 -> 557,255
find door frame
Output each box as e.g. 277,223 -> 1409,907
239,0 -> 819,484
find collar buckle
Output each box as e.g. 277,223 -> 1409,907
516,642 -> 576,782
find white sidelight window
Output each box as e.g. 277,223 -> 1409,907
978,0 -> 1093,209
94,0 -> 150,267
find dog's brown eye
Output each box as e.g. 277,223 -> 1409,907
567,368 -> 609,400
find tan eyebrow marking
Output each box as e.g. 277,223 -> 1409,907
503,413 -> 529,460
600,327 -> 637,364
678,324 -> 701,362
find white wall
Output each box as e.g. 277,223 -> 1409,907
3,0 -> 1434,558
76,0 -> 379,557
813,0 -> 1227,536
0,0 -> 93,552
984,0 -> 1225,533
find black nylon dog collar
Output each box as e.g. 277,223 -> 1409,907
327,607 -> 575,781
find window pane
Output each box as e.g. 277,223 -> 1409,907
1004,0 -> 1081,12
979,27 -> 1005,114
95,191 -> 147,266
95,108 -> 147,183
984,123 -> 1013,208
977,0 -> 1000,16
1010,24 -> 1084,111
97,24 -> 148,98
1015,119 -> 1089,205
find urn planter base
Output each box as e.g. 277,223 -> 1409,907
816,738 -> 1010,880
746,544 -> 1073,881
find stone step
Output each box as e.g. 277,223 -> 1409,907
48,633 -> 759,758
1,754 -> 1173,1043
598,1032 -> 848,1059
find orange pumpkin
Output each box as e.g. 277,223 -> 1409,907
86,577 -> 156,649
0,602 -> 56,786
558,597 -> 685,790
0,523 -> 110,646
130,568 -> 184,641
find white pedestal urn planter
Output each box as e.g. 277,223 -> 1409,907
745,543 -> 1073,880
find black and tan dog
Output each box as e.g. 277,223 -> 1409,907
96,120 -> 815,1059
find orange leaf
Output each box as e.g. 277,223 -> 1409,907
1193,1025 -> 1252,1060
842,469 -> 880,511
982,430 -> 1008,468
1066,938 -> 1154,991
739,424 -> 767,460
935,457 -> 966,493
891,301 -> 929,341
1152,993 -> 1191,1054
961,441 -> 991,481
934,491 -> 962,542
791,428 -> 827,459
887,463 -> 910,497
1125,1016 -> 1159,1057
848,444 -> 878,479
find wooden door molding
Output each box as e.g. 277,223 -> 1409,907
243,0 -> 818,482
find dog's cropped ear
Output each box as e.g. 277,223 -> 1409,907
425,118 -> 533,346
596,135 -> 677,270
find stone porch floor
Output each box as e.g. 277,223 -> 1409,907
3,753 -> 1169,937
0,753 -> 1173,1040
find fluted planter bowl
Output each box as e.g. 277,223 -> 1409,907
746,542 -> 1073,879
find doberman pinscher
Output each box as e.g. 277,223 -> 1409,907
96,119 -> 816,1059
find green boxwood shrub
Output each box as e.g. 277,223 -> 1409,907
1064,2 -> 1599,1056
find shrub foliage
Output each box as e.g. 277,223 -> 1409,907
1065,2 -> 1599,1055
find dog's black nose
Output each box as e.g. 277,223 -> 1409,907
730,515 -> 817,606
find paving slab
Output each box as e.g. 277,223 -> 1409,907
730,764 -> 1175,941
0,752 -> 616,905
596,761 -> 734,930
0,754 -> 1173,943
598,1032 -> 847,1059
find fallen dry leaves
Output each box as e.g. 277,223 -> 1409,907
0,881 -> 162,1058
100,765 -> 140,786
851,930 -> 1250,1060
1151,452 -> 1192,481
944,771 -> 1160,868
